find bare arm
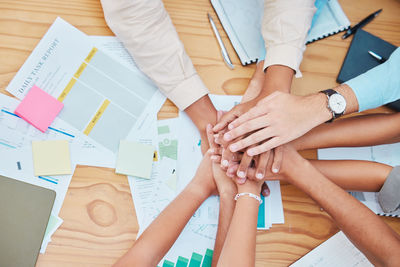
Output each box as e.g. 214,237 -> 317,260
292,112 -> 400,151
284,149 -> 400,266
310,160 -> 392,192
113,156 -> 215,267
217,180 -> 263,267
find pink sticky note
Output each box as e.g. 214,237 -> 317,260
15,86 -> 64,132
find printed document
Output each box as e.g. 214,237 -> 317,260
6,17 -> 165,154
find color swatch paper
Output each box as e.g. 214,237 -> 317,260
15,85 -> 63,132
32,140 -> 72,176
116,140 -> 154,179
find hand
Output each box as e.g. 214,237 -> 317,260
224,91 -> 332,156
213,61 -> 266,133
190,152 -> 218,196
206,124 -> 237,197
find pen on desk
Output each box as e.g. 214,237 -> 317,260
207,13 -> 234,69
342,9 -> 382,39
368,50 -> 387,63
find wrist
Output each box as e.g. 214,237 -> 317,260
285,156 -> 313,187
219,188 -> 237,199
308,93 -> 333,126
237,183 -> 261,195
187,178 -> 213,200
184,95 -> 217,132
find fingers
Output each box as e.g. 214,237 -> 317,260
229,127 -> 275,153
254,150 -> 271,180
228,92 -> 282,130
236,151 -> 253,179
206,124 -> 218,152
216,110 -> 225,121
210,155 -> 221,163
223,115 -> 269,142
213,108 -> 240,132
261,182 -> 270,197
271,146 -> 283,173
247,137 -> 281,156
227,106 -> 266,130
227,163 -> 238,178
221,148 -> 236,170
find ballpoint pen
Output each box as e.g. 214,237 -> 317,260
342,9 -> 382,39
207,13 -> 234,69
368,50 -> 387,63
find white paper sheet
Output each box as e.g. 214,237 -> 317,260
290,231 -> 372,266
6,17 -> 166,154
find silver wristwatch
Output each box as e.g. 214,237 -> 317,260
320,89 -> 346,123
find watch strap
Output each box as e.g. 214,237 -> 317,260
320,89 -> 345,123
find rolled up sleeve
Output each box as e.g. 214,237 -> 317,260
345,47 -> 400,112
262,0 -> 316,77
100,0 -> 209,110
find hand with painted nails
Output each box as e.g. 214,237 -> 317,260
224,91 -> 331,156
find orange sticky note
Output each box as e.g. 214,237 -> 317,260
15,86 -> 64,132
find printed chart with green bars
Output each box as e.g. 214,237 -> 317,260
160,249 -> 213,267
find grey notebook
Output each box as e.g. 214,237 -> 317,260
0,175 -> 55,267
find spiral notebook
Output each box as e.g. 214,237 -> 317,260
211,0 -> 350,65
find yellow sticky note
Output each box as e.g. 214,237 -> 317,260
32,140 -> 72,176
116,140 -> 154,179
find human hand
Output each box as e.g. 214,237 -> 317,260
213,61 -> 266,134
206,124 -> 237,198
213,62 -> 266,171
190,151 -> 218,197
224,91 -> 332,156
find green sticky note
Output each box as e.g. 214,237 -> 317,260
116,140 -> 154,179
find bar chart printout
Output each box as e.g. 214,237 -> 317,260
160,249 -> 213,267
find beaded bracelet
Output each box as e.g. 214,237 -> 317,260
234,192 -> 262,204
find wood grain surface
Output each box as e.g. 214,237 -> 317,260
0,0 -> 399,266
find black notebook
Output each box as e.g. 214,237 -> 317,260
337,29 -> 400,111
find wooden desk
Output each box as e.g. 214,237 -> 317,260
0,0 -> 399,266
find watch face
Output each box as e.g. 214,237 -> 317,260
329,93 -> 346,114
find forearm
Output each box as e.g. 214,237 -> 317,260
262,0 -> 315,77
101,0 -> 209,111
185,95 -> 217,132
261,65 -> 294,96
289,158 -> 400,266
292,112 -> 400,150
212,195 -> 236,267
217,197 -> 259,267
310,160 -> 392,192
185,95 -> 217,152
114,182 -> 209,267
345,47 -> 400,112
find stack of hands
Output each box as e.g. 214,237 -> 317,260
204,109 -> 305,200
